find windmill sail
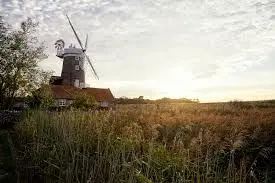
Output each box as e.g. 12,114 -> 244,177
66,14 -> 84,50
85,34 -> 88,51
85,53 -> 99,80
66,14 -> 99,80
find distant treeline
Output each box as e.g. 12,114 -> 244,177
115,97 -> 199,104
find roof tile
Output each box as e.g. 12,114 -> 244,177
50,85 -> 115,101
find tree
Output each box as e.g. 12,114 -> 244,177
72,92 -> 97,109
0,17 -> 50,109
30,84 -> 54,109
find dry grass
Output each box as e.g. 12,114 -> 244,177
13,102 -> 275,182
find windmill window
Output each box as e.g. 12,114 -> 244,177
74,79 -> 80,87
75,65 -> 80,70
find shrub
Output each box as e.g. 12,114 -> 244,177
71,92 -> 98,109
30,84 -> 54,109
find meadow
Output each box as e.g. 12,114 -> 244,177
13,101 -> 275,183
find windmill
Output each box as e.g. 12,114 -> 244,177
54,15 -> 99,88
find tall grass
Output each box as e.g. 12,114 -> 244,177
13,103 -> 275,182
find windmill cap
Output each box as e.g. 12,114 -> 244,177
64,47 -> 83,55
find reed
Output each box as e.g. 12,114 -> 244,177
13,103 -> 275,182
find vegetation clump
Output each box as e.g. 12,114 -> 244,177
13,103 -> 275,183
71,92 -> 98,109
0,17 -> 50,109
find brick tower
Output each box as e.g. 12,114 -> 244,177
61,45 -> 85,88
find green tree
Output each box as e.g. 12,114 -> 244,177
0,17 -> 50,109
31,84 -> 54,109
72,92 -> 97,109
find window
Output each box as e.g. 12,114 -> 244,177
59,99 -> 66,106
74,79 -> 80,87
100,101 -> 108,107
75,65 -> 79,70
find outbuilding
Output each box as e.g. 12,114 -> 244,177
50,85 -> 115,108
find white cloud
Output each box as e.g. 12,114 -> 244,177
1,0 -> 275,101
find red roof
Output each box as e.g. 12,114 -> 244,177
82,88 -> 115,101
50,85 -> 115,101
51,85 -> 79,99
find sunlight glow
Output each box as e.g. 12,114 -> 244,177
2,0 -> 275,101
152,67 -> 195,98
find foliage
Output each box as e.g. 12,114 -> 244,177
229,100 -> 253,109
0,131 -> 17,183
13,103 -> 275,182
0,17 -> 50,109
116,97 -> 199,105
30,84 -> 54,109
155,97 -> 199,104
135,172 -> 153,183
72,91 -> 97,109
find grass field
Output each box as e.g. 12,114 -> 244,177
13,101 -> 275,182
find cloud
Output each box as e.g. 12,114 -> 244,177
1,0 -> 275,100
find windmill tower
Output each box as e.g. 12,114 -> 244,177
54,15 -> 99,88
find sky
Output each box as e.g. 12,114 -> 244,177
1,0 -> 275,102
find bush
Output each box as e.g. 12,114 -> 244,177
71,92 -> 98,109
30,84 -> 54,109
